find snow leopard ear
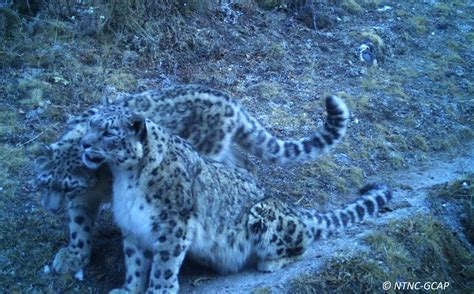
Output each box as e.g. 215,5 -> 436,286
34,144 -> 54,169
102,95 -> 112,106
130,114 -> 147,142
37,144 -> 53,158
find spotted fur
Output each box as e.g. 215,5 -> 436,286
80,107 -> 390,293
70,85 -> 349,165
34,85 -> 349,274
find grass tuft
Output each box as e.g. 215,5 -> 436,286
428,175 -> 474,244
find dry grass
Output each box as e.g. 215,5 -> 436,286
0,0 -> 473,292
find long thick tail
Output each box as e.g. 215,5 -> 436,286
234,95 -> 349,165
248,184 -> 392,264
308,184 -> 392,240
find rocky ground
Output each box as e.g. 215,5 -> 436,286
0,0 -> 473,292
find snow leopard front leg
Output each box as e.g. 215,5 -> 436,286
146,218 -> 192,294
53,198 -> 101,274
110,235 -> 152,294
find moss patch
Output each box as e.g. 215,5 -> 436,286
0,144 -> 28,197
343,0 -> 363,14
409,16 -> 429,35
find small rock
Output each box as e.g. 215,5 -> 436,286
26,108 -> 45,121
435,22 -> 450,30
43,265 -> 50,274
122,50 -> 139,65
399,184 -> 413,190
377,6 -> 392,12
74,269 -> 84,281
52,76 -> 69,86
358,42 -> 377,66
335,154 -> 351,165
453,66 -> 465,77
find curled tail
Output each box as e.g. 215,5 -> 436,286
309,184 -> 392,240
234,95 -> 349,165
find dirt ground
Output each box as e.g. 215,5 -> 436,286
0,0 -> 473,293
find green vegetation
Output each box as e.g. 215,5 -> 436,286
409,16 -> 429,34
434,3 -> 452,17
340,0 -> 363,14
328,0 -> 363,14
0,145 -> 28,198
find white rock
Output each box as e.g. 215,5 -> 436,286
377,6 -> 392,12
74,270 -> 84,281
43,265 -> 50,274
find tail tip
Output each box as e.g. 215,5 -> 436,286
325,95 -> 341,108
325,95 -> 349,116
359,183 -> 392,204
358,183 -> 386,195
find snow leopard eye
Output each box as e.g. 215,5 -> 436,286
103,131 -> 115,137
63,186 -> 75,193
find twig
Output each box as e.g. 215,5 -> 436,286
17,131 -> 44,147
295,194 -> 305,205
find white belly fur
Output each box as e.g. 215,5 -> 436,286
111,169 -> 252,273
112,169 -> 155,249
188,221 -> 252,273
